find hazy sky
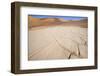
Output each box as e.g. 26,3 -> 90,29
30,15 -> 87,20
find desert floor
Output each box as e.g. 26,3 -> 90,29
28,25 -> 88,60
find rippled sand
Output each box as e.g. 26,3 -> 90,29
28,25 -> 88,60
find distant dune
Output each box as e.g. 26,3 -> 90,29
40,18 -> 61,22
28,16 -> 88,28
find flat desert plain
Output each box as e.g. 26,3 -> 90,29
28,16 -> 88,60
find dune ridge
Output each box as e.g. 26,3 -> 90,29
28,16 -> 88,29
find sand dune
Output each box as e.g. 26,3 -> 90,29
28,16 -> 88,28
